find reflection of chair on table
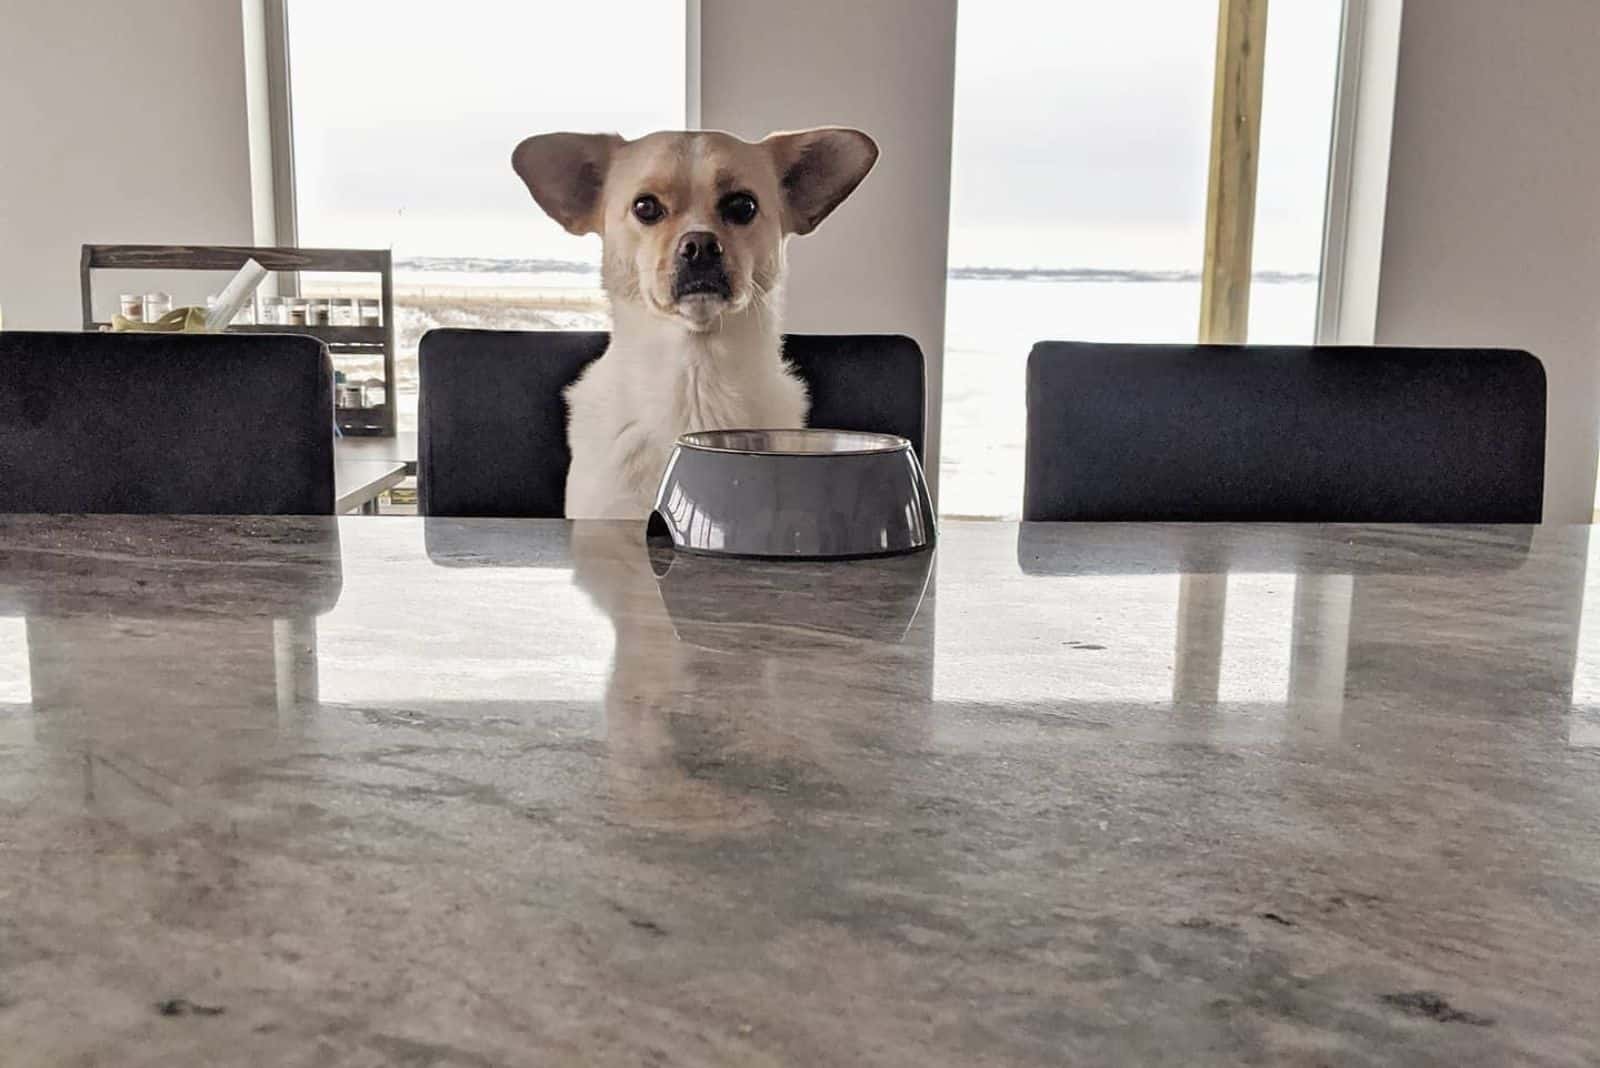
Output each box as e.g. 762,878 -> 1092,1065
0,517 -> 344,804
0,330 -> 345,792
1014,522 -> 1548,720
1023,343 -> 1549,717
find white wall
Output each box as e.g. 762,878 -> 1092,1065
698,0 -> 959,494
1375,0 -> 1600,522
0,1 -> 257,329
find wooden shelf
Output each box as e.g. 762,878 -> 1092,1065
82,243 -> 399,437
82,244 -> 389,274
87,323 -> 386,347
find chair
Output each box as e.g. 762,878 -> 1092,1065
1023,342 -> 1546,523
0,332 -> 335,515
418,329 -> 925,517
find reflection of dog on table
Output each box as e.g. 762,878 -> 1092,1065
567,522 -> 935,835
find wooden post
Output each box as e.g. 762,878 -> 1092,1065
1200,0 -> 1270,345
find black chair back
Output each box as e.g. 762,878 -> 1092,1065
0,332 -> 335,515
1024,342 -> 1546,523
418,329 -> 925,517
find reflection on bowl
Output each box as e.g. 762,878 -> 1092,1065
649,428 -> 937,559
651,546 -> 934,653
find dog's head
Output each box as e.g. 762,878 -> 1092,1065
512,128 -> 878,330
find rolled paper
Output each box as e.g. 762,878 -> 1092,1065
205,258 -> 269,332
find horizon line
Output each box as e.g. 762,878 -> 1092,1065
390,255 -> 1318,284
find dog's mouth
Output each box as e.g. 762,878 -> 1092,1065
671,275 -> 734,302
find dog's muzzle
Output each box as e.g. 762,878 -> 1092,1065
672,230 -> 733,301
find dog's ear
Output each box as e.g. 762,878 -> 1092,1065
512,133 -> 623,235
763,128 -> 879,236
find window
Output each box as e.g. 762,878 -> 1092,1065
283,0 -> 687,431
1249,0 -> 1345,343
942,1 -> 1344,519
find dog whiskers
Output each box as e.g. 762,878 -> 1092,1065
747,276 -> 782,314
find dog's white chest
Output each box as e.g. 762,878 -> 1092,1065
563,339 -> 807,519
677,359 -> 754,434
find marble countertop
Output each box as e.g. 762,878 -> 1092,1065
2,516 -> 1598,1065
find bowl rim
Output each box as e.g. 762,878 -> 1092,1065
676,428 -> 912,457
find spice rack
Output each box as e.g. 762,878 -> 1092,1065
80,244 -> 398,436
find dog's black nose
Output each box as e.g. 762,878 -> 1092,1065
676,231 -> 723,265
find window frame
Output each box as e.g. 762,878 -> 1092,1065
1314,0 -> 1404,345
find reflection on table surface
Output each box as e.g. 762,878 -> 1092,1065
2,516 -> 1599,1065
1,516 -> 1594,797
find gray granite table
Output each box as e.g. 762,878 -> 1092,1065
1,516 -> 1598,1065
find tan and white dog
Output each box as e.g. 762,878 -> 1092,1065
512,128 -> 878,519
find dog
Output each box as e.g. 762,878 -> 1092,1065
512,128 -> 879,519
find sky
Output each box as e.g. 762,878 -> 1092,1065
288,0 -> 684,266
289,0 -> 1342,273
948,0 -> 1342,272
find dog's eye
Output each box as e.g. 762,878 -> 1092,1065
719,192 -> 758,226
632,195 -> 665,224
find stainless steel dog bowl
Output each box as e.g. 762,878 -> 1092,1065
648,429 -> 937,559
